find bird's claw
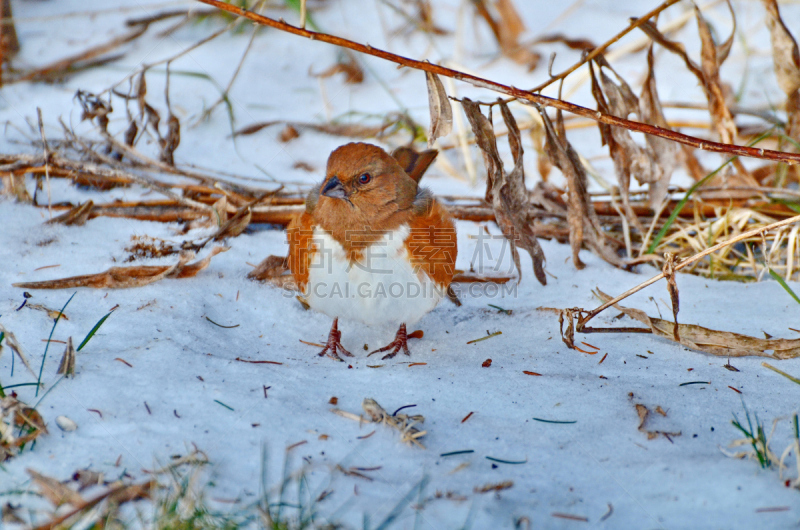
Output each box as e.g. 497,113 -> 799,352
318,318 -> 352,362
369,323 -> 412,360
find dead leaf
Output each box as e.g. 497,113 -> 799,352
588,57 -> 645,234
1,173 -> 32,202
212,206 -> 251,241
46,200 -> 94,226
461,97 -> 547,284
694,3 -> 737,145
135,71 -> 147,118
108,480 -> 153,504
762,0 -> 800,146
559,308 -> 576,349
425,71 -> 453,147
76,90 -> 111,133
14,406 -> 47,435
474,480 -> 513,493
596,289 -> 800,359
473,0 -> 539,70
28,469 -> 85,507
160,113 -> 180,166
662,253 -> 680,342
247,255 -> 293,288
12,247 -> 227,290
333,398 -> 427,448
312,50 -> 364,84
639,46 -> 678,207
535,104 -> 624,270
57,337 -> 76,377
0,323 -> 36,377
211,195 -> 229,225
279,124 -> 300,142
124,120 -> 138,147
2,396 -> 47,461
635,403 -> 680,441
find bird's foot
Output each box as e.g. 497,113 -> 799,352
368,323 -> 412,360
318,318 -> 352,362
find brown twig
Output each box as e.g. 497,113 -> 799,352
530,0 -> 681,93
195,0 -> 800,165
31,481 -> 152,530
14,25 -> 147,83
578,213 -> 800,330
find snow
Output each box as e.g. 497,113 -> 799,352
2,0 -> 800,528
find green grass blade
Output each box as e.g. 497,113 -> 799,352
36,292 -> 75,397
374,476 -> 429,530
767,268 -> 800,305
77,309 -> 115,351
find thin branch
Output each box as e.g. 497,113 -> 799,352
199,1 -> 265,121
14,25 -> 147,83
530,0 -> 681,93
578,213 -> 800,330
194,0 -> 800,165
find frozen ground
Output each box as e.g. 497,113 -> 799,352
1,0 -> 800,528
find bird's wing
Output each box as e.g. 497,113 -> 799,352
405,199 -> 457,288
286,211 -> 316,290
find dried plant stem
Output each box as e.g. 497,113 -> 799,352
105,16 -> 240,96
200,0 -> 265,121
36,108 -> 52,218
15,25 -> 147,83
196,0 -> 800,165
762,362 -> 800,385
29,152 -> 213,212
578,213 -> 800,330
531,0 -> 681,93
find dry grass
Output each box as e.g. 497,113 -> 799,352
1,1 -> 799,365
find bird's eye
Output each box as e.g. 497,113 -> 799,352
358,173 -> 371,184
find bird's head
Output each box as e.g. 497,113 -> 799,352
311,143 -> 424,241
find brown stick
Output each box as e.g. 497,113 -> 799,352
14,26 -> 147,83
577,212 -> 800,330
195,0 -> 800,165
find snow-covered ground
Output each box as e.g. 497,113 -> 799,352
1,0 -> 800,528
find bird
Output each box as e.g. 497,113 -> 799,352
286,142 -> 457,361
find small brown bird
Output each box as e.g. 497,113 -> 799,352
287,142 -> 457,361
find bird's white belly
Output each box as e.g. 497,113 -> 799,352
305,226 -> 442,326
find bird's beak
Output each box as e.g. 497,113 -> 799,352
321,176 -> 348,200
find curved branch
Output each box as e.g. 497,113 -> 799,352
196,0 -> 800,165
576,212 -> 800,330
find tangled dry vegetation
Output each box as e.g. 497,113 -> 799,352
1,0 -> 800,399
2,0 -> 800,524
